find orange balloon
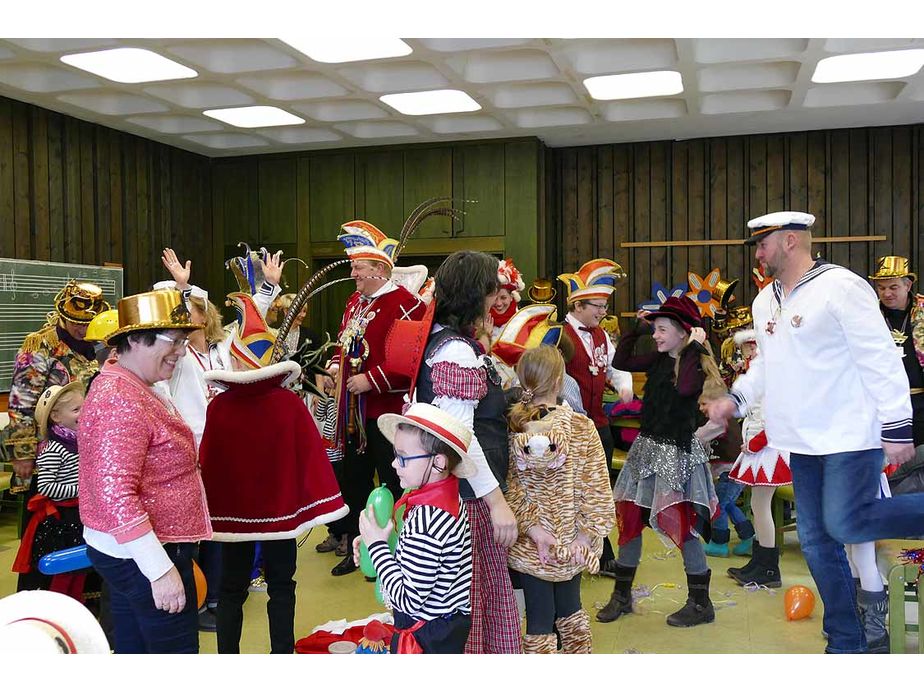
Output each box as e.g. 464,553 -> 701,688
784,585 -> 815,621
192,559 -> 207,610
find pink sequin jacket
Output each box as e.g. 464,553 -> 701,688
78,362 -> 212,544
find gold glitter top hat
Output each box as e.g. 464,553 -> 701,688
105,289 -> 204,345
868,256 -> 916,282
54,281 -> 110,324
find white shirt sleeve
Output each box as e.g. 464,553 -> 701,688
604,332 -> 633,392
427,339 -> 500,499
829,274 -> 914,443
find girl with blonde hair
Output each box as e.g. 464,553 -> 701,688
506,345 -> 615,653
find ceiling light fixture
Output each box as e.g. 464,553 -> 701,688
811,49 -> 924,83
203,106 -> 305,128
584,70 -> 684,100
60,47 -> 197,84
380,89 -> 481,115
279,38 -> 412,64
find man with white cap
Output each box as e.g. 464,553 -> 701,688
708,210 -> 924,654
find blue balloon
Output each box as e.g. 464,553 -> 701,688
38,545 -> 91,575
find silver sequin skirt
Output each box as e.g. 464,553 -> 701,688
613,434 -> 718,538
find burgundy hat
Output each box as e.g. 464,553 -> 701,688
645,295 -> 702,333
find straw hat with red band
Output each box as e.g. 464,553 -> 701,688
644,295 -> 703,333
744,211 -> 815,246
558,258 -> 626,305
338,220 -> 399,268
492,304 -> 562,368
377,402 -> 477,479
0,590 -> 110,654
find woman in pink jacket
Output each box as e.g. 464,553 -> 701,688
79,289 -> 211,654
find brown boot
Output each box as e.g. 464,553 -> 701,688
555,610 -> 592,654
522,633 -> 558,654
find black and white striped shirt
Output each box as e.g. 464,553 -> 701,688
369,502 -> 471,620
36,440 -> 80,501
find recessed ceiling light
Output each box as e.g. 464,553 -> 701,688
584,71 -> 684,100
203,106 -> 305,128
60,48 -> 197,84
279,38 -> 412,64
380,89 -> 481,116
811,49 -> 924,83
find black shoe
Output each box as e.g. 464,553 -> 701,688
596,564 -> 636,623
666,570 -> 715,627
198,607 -> 217,633
331,554 -> 357,577
598,559 -> 618,579
364,576 -> 376,583
858,588 -> 889,654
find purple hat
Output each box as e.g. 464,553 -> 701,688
645,295 -> 702,333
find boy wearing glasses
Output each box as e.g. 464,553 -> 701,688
353,402 -> 475,653
559,259 -> 634,577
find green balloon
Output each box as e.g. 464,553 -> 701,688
359,540 -> 376,578
367,485 -> 395,528
388,530 -> 398,554
395,501 -> 407,536
374,577 -> 385,604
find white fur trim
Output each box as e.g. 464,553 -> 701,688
204,360 -> 301,388
734,329 -> 757,345
209,505 -> 349,542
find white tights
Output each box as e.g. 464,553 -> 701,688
845,473 -> 889,593
750,485 -> 777,548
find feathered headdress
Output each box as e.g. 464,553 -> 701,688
491,304 -> 562,368
497,258 -> 525,302
558,259 -> 626,305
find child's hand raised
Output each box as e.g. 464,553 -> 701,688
688,327 -> 706,345
527,525 -> 557,565
358,506 -> 394,546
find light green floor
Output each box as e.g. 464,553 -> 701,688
0,506 -> 847,654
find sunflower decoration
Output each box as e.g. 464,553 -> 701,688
686,268 -> 724,318
638,281 -> 689,312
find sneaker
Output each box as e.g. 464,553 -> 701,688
315,533 -> 340,553
198,607 -> 217,633
249,576 -> 267,592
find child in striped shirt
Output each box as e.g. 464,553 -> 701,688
12,381 -> 86,596
353,403 -> 476,653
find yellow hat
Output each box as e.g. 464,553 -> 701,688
106,290 -> 203,345
34,381 -> 85,440
869,256 -> 916,282
84,309 -> 120,343
526,279 -> 556,304
54,281 -> 110,324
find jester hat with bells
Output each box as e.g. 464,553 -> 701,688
492,304 -> 563,368
558,258 -> 626,305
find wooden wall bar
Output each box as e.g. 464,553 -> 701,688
0,95 -> 213,296
547,125 -> 922,320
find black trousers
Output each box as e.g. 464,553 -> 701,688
513,571 -> 583,634
596,424 -> 617,563
216,540 -> 297,654
335,423 -> 403,542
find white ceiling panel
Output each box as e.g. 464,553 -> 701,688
0,37 -> 918,157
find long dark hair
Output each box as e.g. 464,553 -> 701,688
433,251 -> 499,333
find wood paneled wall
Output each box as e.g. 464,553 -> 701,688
547,125 -> 922,320
0,95 -> 213,295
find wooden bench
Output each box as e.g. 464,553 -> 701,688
770,484 -> 797,553
888,561 -> 924,654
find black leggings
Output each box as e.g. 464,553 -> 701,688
513,571 -> 582,634
216,539 -> 297,654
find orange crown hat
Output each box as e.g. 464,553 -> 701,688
497,258 -> 525,302
227,292 -> 277,369
338,220 -> 398,268
558,258 -> 626,305
491,304 -> 563,368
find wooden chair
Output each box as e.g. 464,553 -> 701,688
770,484 -> 798,553
888,562 -> 924,654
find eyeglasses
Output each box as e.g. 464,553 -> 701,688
584,302 -> 609,311
155,333 -> 190,350
394,453 -> 434,469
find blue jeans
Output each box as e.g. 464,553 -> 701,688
87,543 -> 198,654
713,472 -> 747,532
790,448 -> 924,654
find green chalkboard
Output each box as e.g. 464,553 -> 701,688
0,258 -> 123,393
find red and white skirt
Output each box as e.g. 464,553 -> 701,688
729,447 -> 791,487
